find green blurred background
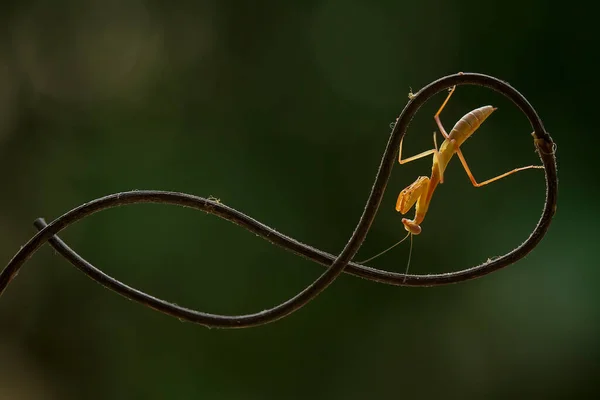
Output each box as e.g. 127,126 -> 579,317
0,0 -> 596,398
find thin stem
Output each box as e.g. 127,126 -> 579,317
0,72 -> 558,328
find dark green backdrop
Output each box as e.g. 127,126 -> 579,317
0,0 -> 596,399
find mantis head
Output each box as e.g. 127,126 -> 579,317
402,218 -> 422,235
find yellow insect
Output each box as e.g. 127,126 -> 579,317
359,85 -> 544,268
396,85 -> 544,235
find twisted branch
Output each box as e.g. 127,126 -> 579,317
0,72 -> 558,328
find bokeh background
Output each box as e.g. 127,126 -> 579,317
0,0 -> 596,398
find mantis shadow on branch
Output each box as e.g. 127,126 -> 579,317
0,72 -> 558,329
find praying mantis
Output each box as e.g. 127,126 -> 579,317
358,82 -> 546,267
395,84 -> 544,236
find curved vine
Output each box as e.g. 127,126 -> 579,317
0,72 -> 558,328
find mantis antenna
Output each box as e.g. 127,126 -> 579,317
357,231 -> 411,264
356,232 -> 414,284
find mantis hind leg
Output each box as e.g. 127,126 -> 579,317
456,148 -> 544,187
